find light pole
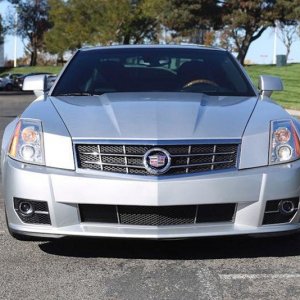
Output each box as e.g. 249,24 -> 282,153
13,6 -> 18,68
273,20 -> 280,65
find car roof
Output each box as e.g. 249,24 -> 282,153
80,44 -> 226,53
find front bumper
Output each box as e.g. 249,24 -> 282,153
3,158 -> 300,239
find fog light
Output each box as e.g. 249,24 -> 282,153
277,145 -> 292,161
18,201 -> 34,216
278,200 -> 295,214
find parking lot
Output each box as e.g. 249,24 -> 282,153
0,92 -> 300,300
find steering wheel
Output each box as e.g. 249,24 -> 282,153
182,79 -> 219,89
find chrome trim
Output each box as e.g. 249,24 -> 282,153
79,151 -> 235,158
74,165 -> 238,180
97,145 -> 103,171
194,205 -> 199,224
123,145 -> 129,174
169,160 -> 234,169
143,148 -> 172,175
82,161 -> 145,169
74,139 -> 240,176
211,145 -> 216,170
35,211 -> 50,215
73,138 -> 242,145
116,206 -> 120,224
186,145 -> 191,173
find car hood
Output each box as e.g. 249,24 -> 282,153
50,92 -> 258,140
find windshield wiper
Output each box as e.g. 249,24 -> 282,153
55,92 -> 92,96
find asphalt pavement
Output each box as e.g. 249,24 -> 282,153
0,92 -> 300,300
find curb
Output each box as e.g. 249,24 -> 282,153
286,109 -> 300,117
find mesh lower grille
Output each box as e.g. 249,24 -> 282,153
79,203 -> 236,226
263,198 -> 299,225
75,142 -> 239,176
118,206 -> 196,226
14,198 -> 51,225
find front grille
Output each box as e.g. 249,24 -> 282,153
75,143 -> 239,176
79,203 -> 236,226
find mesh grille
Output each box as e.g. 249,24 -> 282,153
76,143 -> 239,176
263,198 -> 299,225
13,198 -> 51,225
17,213 -> 51,225
118,206 -> 196,226
79,203 -> 236,226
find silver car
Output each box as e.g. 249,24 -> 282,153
1,45 -> 300,240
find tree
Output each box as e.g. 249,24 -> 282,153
161,0 -> 222,44
277,22 -> 299,60
7,0 -> 52,66
221,0 -> 300,65
120,1 -> 160,45
0,15 -> 4,45
158,1 -> 300,65
44,0 -> 97,59
44,0 -> 161,56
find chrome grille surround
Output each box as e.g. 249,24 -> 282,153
74,140 -> 240,176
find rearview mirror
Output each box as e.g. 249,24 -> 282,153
258,75 -> 283,98
23,74 -> 57,97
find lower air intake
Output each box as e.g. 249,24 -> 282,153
79,203 -> 236,226
14,198 -> 51,225
263,198 -> 299,225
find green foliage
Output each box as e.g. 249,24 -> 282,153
221,0 -> 275,64
5,0 -> 300,70
7,0 -> 52,66
158,1 -> 300,64
162,0 -> 221,43
221,0 -> 300,65
0,65 -> 62,75
0,15 -> 4,44
164,0 -> 221,31
45,0 -> 160,55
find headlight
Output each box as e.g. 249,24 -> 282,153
8,119 -> 45,165
270,119 -> 300,164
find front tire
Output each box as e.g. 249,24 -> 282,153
5,83 -> 13,91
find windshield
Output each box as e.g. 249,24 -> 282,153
52,47 -> 256,97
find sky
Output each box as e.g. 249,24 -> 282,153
1,1 -> 300,65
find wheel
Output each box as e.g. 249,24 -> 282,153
5,83 -> 13,91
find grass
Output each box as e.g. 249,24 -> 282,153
1,65 -> 63,75
246,64 -> 300,110
2,63 -> 300,110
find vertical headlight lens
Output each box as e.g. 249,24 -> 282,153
270,120 -> 300,164
8,119 -> 45,165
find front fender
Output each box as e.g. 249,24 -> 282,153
2,98 -> 75,171
240,99 -> 291,169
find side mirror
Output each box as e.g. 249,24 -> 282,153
258,75 -> 283,98
23,74 -> 57,97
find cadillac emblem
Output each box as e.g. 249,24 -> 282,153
143,148 -> 171,175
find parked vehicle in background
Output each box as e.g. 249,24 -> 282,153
0,73 -> 23,91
